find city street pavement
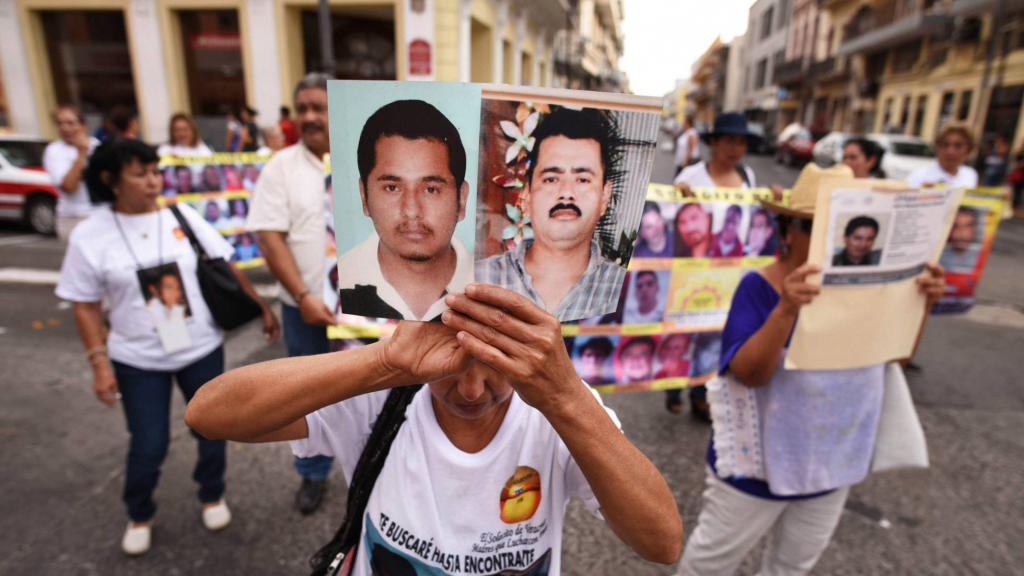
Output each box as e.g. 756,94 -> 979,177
2,141 -> 1023,575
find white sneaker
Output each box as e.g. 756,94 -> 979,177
202,499 -> 232,531
121,522 -> 151,556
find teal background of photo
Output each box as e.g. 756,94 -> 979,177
327,80 -> 481,257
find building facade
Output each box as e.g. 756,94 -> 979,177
553,0 -> 627,92
0,0 -> 598,145
740,0 -> 793,135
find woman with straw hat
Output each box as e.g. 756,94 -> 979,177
674,164 -> 946,576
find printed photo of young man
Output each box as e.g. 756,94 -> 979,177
833,215 -> 882,267
476,108 -> 629,321
336,99 -> 473,321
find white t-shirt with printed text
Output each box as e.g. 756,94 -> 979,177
43,138 -> 100,217
292,385 -> 621,576
55,204 -> 234,371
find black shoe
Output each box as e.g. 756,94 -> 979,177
904,361 -> 923,374
665,395 -> 683,414
690,399 -> 712,424
296,478 -> 326,515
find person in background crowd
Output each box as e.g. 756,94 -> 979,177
110,106 -> 139,140
44,104 -> 100,241
157,113 -> 213,157
982,135 -> 1010,187
55,138 -> 278,557
745,206 -> 776,257
93,114 -> 115,142
237,106 -> 260,153
675,164 -> 945,576
279,106 -> 299,146
907,124 -> 979,189
675,113 -> 784,200
184,286 -> 683,575
247,73 -> 338,514
225,111 -> 242,152
257,125 -> 286,156
675,115 -> 700,176
634,202 -> 674,258
842,137 -> 886,179
1010,145 -> 1024,210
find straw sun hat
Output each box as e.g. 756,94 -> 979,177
761,163 -> 854,219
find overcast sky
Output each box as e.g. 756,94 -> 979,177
619,0 -> 758,97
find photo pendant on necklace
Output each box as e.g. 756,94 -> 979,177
137,261 -> 193,353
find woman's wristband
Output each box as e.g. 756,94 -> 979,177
295,289 -> 311,303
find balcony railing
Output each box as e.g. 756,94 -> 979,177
809,56 -> 850,80
844,0 -> 897,43
773,59 -> 805,84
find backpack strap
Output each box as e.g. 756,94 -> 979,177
308,384 -> 423,576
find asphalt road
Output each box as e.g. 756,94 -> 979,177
1,141 -> 1022,575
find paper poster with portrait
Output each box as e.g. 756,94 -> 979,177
788,183 -> 964,370
560,185 -> 784,393
159,153 -> 270,269
137,262 -> 192,353
328,80 -> 480,322
474,85 -> 661,322
933,189 -> 1005,314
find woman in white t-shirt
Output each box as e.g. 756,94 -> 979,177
906,124 -> 979,189
156,113 -> 214,158
56,139 -> 279,557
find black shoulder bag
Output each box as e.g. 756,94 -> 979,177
308,384 -> 422,576
169,205 -> 262,330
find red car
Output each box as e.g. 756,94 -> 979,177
0,135 -> 59,234
775,126 -> 823,167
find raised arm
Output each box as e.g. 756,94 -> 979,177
441,285 -> 683,564
185,322 -> 471,442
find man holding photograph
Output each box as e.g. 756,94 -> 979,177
477,108 -> 627,321
336,100 -> 474,321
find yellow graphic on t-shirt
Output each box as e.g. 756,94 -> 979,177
499,466 -> 541,524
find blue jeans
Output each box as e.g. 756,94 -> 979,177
281,303 -> 334,480
113,346 -> 226,523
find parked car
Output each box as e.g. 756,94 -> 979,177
0,135 -> 59,234
775,125 -> 821,167
812,132 -> 936,180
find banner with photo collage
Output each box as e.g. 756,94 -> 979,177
158,153 -> 269,269
561,184 -> 787,393
932,187 -> 1005,314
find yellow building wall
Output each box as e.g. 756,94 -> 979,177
434,0 -> 460,82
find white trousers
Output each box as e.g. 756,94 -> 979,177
56,215 -> 87,243
675,467 -> 850,576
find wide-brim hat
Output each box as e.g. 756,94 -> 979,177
700,112 -> 761,145
762,163 -> 855,219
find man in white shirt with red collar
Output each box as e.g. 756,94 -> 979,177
247,72 -> 338,513
185,284 -> 683,575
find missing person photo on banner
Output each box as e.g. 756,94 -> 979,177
328,81 -> 480,321
474,86 -> 662,322
933,189 -> 1005,314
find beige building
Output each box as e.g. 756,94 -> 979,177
552,0 -> 627,92
816,0 -> 1024,148
0,0 -> 582,144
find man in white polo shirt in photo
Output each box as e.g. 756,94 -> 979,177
247,72 -> 337,514
43,105 -> 99,242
